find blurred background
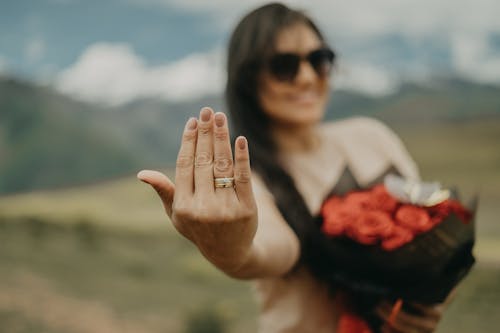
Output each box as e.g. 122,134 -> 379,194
1,0 -> 499,332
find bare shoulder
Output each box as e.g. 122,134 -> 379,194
320,116 -> 397,141
320,117 -> 420,180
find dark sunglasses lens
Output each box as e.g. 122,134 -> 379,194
309,49 -> 335,77
269,54 -> 300,81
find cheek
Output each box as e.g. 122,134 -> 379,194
257,75 -> 331,123
258,83 -> 287,115
319,79 -> 330,97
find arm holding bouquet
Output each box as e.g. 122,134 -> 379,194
138,3 -> 474,333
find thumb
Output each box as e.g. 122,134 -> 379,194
137,170 -> 175,217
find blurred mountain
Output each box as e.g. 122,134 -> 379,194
326,78 -> 500,123
0,78 -> 140,193
1,76 -> 499,194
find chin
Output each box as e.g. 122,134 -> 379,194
280,112 -> 323,128
290,105 -> 325,124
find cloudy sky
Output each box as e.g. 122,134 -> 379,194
1,0 -> 499,106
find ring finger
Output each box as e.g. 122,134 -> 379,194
213,112 -> 234,191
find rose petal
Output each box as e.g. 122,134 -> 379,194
395,205 -> 433,233
370,184 -> 399,213
346,211 -> 394,244
382,225 -> 414,251
322,207 -> 360,237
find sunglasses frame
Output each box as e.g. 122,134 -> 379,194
266,47 -> 336,82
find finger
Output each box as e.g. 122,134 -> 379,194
376,302 -> 437,332
137,170 -> 175,217
444,287 -> 458,306
376,305 -> 409,331
194,107 -> 215,194
213,112 -> 234,180
380,323 -> 403,333
408,303 -> 443,319
175,117 -> 198,199
234,136 -> 254,206
375,301 -> 393,322
380,324 -> 400,333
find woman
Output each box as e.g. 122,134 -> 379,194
138,3 -> 448,332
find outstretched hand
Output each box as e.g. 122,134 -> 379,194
137,107 -> 258,273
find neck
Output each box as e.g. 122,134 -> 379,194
271,123 -> 321,153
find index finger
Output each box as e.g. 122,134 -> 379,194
175,117 -> 198,199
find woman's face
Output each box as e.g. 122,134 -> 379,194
258,23 -> 330,129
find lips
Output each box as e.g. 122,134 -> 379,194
289,90 -> 321,105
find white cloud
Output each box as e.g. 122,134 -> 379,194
333,61 -> 399,96
54,1 -> 500,105
157,0 -> 500,38
25,37 -> 46,64
55,41 -> 399,106
148,0 -> 500,86
452,33 -> 500,84
55,42 -> 225,106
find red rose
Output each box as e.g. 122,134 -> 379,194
337,312 -> 373,333
344,191 -> 373,210
369,184 -> 399,213
395,205 -> 433,233
429,199 -> 472,224
322,196 -> 363,237
321,196 -> 343,217
322,206 -> 360,237
381,225 -> 414,251
346,211 -> 394,245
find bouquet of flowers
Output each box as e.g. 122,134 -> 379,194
306,174 -> 476,331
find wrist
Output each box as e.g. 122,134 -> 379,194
219,242 -> 263,279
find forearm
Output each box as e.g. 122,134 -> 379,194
220,223 -> 301,279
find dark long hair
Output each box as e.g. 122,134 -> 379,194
225,3 -> 327,265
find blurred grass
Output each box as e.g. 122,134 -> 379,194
0,118 -> 499,332
0,218 -> 257,333
395,119 -> 500,238
0,217 -> 499,333
0,169 -> 176,232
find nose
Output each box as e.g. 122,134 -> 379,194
294,60 -> 318,85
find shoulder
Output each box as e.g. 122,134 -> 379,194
321,116 -> 399,145
319,117 -> 420,183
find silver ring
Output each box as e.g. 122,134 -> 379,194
214,177 -> 235,188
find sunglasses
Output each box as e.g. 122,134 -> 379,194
266,47 -> 335,82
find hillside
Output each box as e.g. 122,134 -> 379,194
1,118 -> 499,238
1,76 -> 500,195
0,78 -> 138,193
1,76 -> 500,333
325,78 -> 500,123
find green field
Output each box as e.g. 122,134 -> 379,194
1,215 -> 499,333
0,218 -> 257,333
1,119 -> 499,332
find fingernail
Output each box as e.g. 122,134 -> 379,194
214,113 -> 225,127
186,117 -> 197,130
200,108 -> 212,122
137,170 -> 149,183
237,136 -> 247,150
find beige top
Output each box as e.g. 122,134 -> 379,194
251,117 -> 419,333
